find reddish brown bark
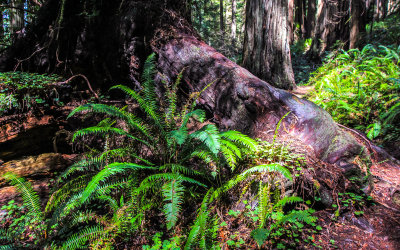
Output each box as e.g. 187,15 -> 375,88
242,0 -> 296,90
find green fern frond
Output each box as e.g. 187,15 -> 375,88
64,211 -> 97,230
68,103 -> 151,139
273,196 -> 303,211
267,210 -> 316,237
141,53 -> 158,114
46,175 -> 92,213
140,173 -> 207,190
241,164 -> 292,181
189,150 -> 217,165
72,126 -> 150,146
184,189 -> 213,250
163,179 -> 185,230
3,172 -> 42,219
79,163 -> 156,206
170,127 -> 188,145
0,245 -> 14,250
219,130 -> 258,152
181,109 -> 206,128
60,157 -> 103,180
96,195 -> 120,212
61,225 -> 105,249
111,85 -> 166,135
220,144 -> 237,170
0,228 -> 12,242
259,182 -> 271,228
220,139 -> 242,159
165,67 -> 186,128
160,164 -> 204,176
100,148 -> 154,166
190,124 -> 221,155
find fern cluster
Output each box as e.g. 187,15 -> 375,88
44,53 -> 259,248
1,53 -> 313,249
307,44 -> 400,142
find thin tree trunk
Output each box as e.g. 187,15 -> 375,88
9,0 -> 25,35
0,10 -> 3,41
220,0 -> 225,46
231,0 -> 237,48
288,0 -> 295,44
295,0 -> 306,39
306,0 -> 316,38
350,0 -> 367,49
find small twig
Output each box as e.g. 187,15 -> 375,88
58,74 -> 99,100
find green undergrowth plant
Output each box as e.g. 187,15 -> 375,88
46,53 -> 258,248
0,72 -> 64,115
0,173 -> 46,249
306,44 -> 400,143
364,14 -> 400,47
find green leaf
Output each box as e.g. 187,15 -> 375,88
251,228 -> 268,247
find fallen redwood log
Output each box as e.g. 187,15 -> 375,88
0,153 -> 78,204
153,17 -> 400,209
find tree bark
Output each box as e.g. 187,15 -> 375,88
0,10 -> 3,41
9,0 -> 25,35
350,0 -> 366,49
242,0 -> 296,90
220,0 -> 225,46
305,0 -> 316,38
288,0 -> 295,44
230,0 -> 237,47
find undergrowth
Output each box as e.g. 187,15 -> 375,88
1,54 -> 318,249
0,72 -> 64,115
306,44 -> 400,143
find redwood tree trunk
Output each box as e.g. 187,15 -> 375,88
306,0 -> 316,38
219,0 -> 225,47
9,0 -> 25,35
288,0 -> 295,44
242,0 -> 296,90
350,0 -> 367,49
231,0 -> 237,47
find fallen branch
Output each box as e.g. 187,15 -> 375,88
57,74 -> 99,100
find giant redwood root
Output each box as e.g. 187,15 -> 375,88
153,26 -> 400,209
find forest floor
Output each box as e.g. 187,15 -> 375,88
315,205 -> 400,249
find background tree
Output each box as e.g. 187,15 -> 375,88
9,0 -> 25,35
230,0 -> 237,47
294,0 -> 306,39
242,0 -> 296,90
309,0 -> 350,59
305,0 -> 316,37
350,0 -> 367,48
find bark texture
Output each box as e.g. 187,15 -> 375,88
242,0 -> 296,90
231,0 -> 237,47
350,0 -> 367,49
306,0 -> 316,38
